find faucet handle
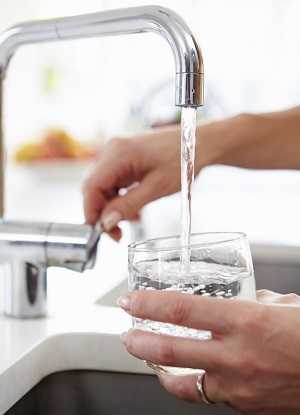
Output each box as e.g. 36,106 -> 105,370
0,220 -> 102,271
46,222 -> 102,272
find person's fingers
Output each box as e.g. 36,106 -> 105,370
257,290 -> 300,305
160,373 -> 300,414
83,140 -> 135,225
100,171 -> 168,231
83,180 -> 108,225
257,289 -> 281,303
157,373 -> 223,404
157,374 -> 202,403
277,293 -> 300,305
107,226 -> 122,241
122,329 -> 222,371
119,290 -> 254,333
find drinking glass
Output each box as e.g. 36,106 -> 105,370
128,232 -> 256,376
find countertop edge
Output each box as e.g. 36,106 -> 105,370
0,331 -> 151,414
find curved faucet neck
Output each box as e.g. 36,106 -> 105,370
0,5 -> 204,215
0,6 -> 203,106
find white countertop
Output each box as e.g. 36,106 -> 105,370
0,224 -> 150,414
0,300 -> 150,414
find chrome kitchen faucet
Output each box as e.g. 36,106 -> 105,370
1,221 -> 101,317
0,5 -> 204,318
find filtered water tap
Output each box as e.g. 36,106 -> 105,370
1,221 -> 101,318
0,5 -> 204,318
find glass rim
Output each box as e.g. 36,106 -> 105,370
128,232 -> 247,253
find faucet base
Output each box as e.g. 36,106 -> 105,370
4,262 -> 47,318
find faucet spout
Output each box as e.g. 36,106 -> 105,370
0,5 -> 204,107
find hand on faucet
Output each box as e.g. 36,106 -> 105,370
83,106 -> 300,241
83,128 -> 183,240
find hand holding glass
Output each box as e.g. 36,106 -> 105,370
128,232 -> 256,376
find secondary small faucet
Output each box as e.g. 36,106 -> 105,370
1,221 -> 100,318
0,5 -> 204,318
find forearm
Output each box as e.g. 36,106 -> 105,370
195,106 -> 300,173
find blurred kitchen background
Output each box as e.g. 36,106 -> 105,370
1,0 -> 300,308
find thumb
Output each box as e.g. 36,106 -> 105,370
100,172 -> 163,232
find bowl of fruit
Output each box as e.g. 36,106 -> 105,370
14,129 -> 99,182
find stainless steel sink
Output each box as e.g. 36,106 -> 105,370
252,244 -> 300,294
5,370 -> 235,415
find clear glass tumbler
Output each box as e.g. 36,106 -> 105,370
128,232 -> 256,376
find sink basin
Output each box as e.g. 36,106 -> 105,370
97,244 -> 300,308
6,370 -> 235,415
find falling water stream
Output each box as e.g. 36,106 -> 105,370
180,107 -> 197,270
133,107 -> 258,376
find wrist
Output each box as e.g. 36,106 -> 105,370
195,113 -> 267,173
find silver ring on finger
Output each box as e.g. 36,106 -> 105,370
196,371 -> 216,405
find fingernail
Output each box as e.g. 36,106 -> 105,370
117,295 -> 131,311
120,331 -> 128,343
101,211 -> 122,231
